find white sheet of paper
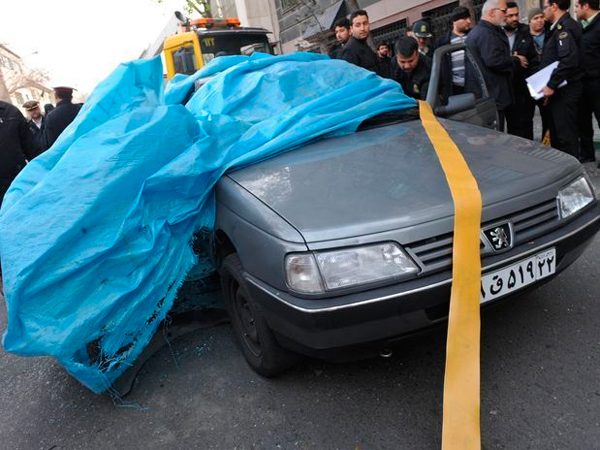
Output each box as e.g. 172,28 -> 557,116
526,61 -> 568,100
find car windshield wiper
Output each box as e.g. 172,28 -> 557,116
357,107 -> 420,131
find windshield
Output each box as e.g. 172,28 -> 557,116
199,33 -> 271,65
357,108 -> 420,131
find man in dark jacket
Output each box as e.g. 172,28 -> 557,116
503,2 -> 540,139
329,18 -> 351,59
466,0 -> 527,131
529,7 -> 552,141
575,0 -> 600,164
23,100 -> 45,157
539,0 -> 584,158
392,37 -> 432,100
0,101 -> 35,207
340,10 -> 382,76
376,42 -> 392,78
42,86 -> 82,150
436,6 -> 473,101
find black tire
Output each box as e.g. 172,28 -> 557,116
220,253 -> 299,377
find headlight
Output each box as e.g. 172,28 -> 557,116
285,243 -> 419,294
557,176 -> 595,219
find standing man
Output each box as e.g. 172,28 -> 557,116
412,20 -> 435,58
22,100 -> 45,157
42,86 -> 82,151
504,2 -> 539,139
340,10 -> 382,76
529,7 -> 551,141
539,0 -> 583,158
391,37 -> 432,100
376,42 -> 392,78
529,8 -> 547,55
466,0 -> 525,131
575,0 -> 600,164
436,6 -> 472,100
0,101 -> 35,207
330,18 -> 351,59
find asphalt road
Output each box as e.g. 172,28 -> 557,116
0,163 -> 598,450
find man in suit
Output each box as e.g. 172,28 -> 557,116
503,2 -> 540,139
466,0 -> 526,131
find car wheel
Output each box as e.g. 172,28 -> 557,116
220,253 -> 299,377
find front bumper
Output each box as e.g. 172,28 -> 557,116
244,204 -> 600,359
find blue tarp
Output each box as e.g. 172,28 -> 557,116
0,53 -> 416,393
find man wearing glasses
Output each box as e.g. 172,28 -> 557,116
466,0 -> 528,131
539,0 -> 583,158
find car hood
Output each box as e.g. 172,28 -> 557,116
227,119 -> 581,243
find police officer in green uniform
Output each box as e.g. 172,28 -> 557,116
539,0 -> 583,157
412,20 -> 435,59
391,37 -> 432,100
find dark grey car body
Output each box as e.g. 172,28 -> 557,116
211,116 -> 599,357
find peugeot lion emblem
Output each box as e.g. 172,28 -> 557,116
483,223 -> 513,252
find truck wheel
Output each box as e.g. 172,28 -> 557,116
220,253 -> 299,377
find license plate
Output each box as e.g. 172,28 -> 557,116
480,248 -> 556,303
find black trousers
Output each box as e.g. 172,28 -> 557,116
505,87 -> 535,140
548,81 -> 583,158
577,78 -> 600,161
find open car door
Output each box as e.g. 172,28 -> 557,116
426,43 -> 499,130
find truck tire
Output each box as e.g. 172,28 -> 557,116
220,253 -> 299,377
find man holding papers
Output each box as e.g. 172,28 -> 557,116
539,0 -> 583,157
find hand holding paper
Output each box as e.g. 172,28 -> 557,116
526,61 -> 567,100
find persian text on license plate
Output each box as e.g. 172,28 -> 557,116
480,248 -> 556,303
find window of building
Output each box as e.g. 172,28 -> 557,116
281,0 -> 297,12
371,19 -> 408,45
422,0 -> 485,41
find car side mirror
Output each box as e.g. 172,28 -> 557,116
434,93 -> 477,116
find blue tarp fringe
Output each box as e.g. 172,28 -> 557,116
0,53 -> 416,392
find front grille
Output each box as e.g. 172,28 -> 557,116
511,199 -> 559,244
406,199 -> 560,274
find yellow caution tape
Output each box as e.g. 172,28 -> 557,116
542,130 -> 552,147
418,100 -> 483,450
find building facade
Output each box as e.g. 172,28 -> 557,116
0,44 -> 53,113
276,0 -> 544,54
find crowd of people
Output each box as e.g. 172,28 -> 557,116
330,0 -> 599,165
0,86 -> 82,206
1,0 -> 599,207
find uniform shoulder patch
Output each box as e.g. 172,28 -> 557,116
559,31 -> 568,39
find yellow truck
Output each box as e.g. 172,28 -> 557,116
163,16 -> 273,80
